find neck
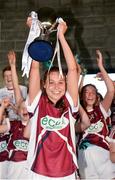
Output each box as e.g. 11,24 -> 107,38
86,105 -> 93,112
7,87 -> 14,90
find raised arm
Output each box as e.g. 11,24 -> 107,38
96,50 -> 114,112
75,105 -> 90,133
0,98 -> 10,133
58,21 -> 79,106
8,50 -> 23,106
26,17 -> 41,104
28,60 -> 40,104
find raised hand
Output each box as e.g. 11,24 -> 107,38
1,97 -> 10,109
96,49 -> 104,68
95,72 -> 104,81
57,20 -> 67,39
26,17 -> 32,28
7,50 -> 16,66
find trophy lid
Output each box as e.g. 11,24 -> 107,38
28,39 -> 54,62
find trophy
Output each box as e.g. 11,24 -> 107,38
21,10 -> 64,78
28,11 -> 58,62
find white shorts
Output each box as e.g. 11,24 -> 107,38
78,145 -> 115,179
0,161 -> 8,179
7,160 -> 29,179
27,171 -> 76,180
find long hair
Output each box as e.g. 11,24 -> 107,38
80,84 -> 99,111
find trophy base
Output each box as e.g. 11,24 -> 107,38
28,39 -> 54,62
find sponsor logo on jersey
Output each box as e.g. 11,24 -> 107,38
86,120 -> 104,133
13,140 -> 28,151
41,115 -> 69,131
0,141 -> 7,153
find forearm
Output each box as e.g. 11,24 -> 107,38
29,60 -> 40,104
78,105 -> 90,132
11,64 -> 23,104
59,34 -> 78,71
11,64 -> 19,89
58,22 -> 79,106
60,35 -> 78,96
99,64 -> 114,111
0,124 -> 9,133
99,65 -> 114,93
0,106 -> 5,123
0,106 -> 9,133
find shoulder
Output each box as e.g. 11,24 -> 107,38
0,87 -> 7,93
0,87 -> 10,100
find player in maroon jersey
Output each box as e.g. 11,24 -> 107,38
78,50 -> 115,179
0,97 -> 29,179
7,99 -> 29,179
6,50 -> 30,179
24,19 -> 90,179
0,97 -> 11,179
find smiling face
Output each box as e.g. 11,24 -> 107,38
44,71 -> 66,104
82,85 -> 97,110
3,70 -> 13,90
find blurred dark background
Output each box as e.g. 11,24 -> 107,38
0,0 -> 115,86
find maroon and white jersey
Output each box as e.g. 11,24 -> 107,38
79,104 -> 111,150
0,133 -> 9,162
26,91 -> 78,177
7,120 -> 29,162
